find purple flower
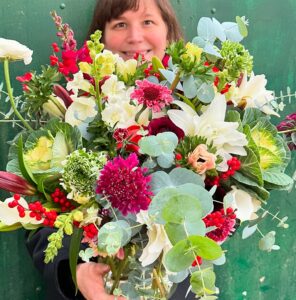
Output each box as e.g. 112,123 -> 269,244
96,153 -> 153,215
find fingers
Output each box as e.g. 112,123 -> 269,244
94,263 -> 111,275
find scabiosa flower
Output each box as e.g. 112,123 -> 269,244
131,79 -> 173,112
148,116 -> 184,140
96,153 -> 153,215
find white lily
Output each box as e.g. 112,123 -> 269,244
137,210 -> 172,267
66,71 -> 92,95
116,56 -> 137,81
168,94 -> 247,164
0,197 -> 43,226
230,71 -> 279,116
226,187 -> 261,222
0,38 -> 33,65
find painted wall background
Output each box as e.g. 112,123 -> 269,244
0,1 -> 295,299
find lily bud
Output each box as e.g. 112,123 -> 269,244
53,84 -> 73,108
0,171 -> 36,195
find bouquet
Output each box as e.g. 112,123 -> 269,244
0,12 -> 294,299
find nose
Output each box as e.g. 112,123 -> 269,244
126,25 -> 144,44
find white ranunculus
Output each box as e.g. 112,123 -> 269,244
137,210 -> 172,267
226,187 -> 261,222
0,197 -> 43,225
0,38 -> 33,65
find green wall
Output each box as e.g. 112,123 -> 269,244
0,1 -> 295,299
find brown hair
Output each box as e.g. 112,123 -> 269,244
87,0 -> 183,42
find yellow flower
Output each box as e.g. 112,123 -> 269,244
116,57 -> 137,81
78,62 -> 92,75
24,136 -> 53,171
182,42 -> 203,63
95,50 -> 117,77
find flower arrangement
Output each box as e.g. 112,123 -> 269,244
0,12 -> 294,299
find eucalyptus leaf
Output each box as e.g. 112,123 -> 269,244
195,81 -> 215,103
183,75 -> 197,99
203,42 -> 222,58
258,231 -> 276,252
222,22 -> 243,42
242,224 -> 258,239
197,17 -> 216,43
157,153 -> 174,168
168,270 -> 189,283
212,18 -> 226,41
190,268 -> 216,296
236,16 -> 248,37
192,36 -> 206,48
159,69 -> 183,90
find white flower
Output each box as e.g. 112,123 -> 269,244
65,96 -> 97,139
0,197 -> 43,226
43,96 -> 66,118
226,187 -> 261,222
137,210 -> 172,267
66,71 -> 92,95
168,94 -> 247,167
102,102 -> 138,128
0,38 -> 33,65
101,75 -> 128,103
230,72 -> 279,116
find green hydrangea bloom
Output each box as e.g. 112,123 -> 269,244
61,149 -> 107,204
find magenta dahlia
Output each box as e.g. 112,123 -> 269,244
96,153 -> 153,215
131,79 -> 173,112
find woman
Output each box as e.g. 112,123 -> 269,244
27,1 -> 191,299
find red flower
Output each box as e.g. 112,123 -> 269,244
148,116 -> 184,140
77,43 -> 92,63
50,55 -> 59,66
58,50 -> 79,75
114,125 -> 143,153
16,72 -> 32,83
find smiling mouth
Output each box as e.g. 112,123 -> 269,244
121,50 -> 151,58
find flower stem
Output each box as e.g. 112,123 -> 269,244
278,128 -> 296,134
3,59 -> 33,131
152,268 -> 166,298
170,71 -> 180,91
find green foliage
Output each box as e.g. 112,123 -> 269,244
44,229 -> 64,263
21,66 -> 61,118
98,220 -> 131,255
190,268 -> 217,296
259,231 -> 279,252
86,30 -> 104,60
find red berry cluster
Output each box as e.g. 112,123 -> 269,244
51,188 -> 75,212
8,194 -> 57,227
203,207 -> 236,228
143,65 -> 160,79
206,157 -> 241,186
52,42 -> 60,53
50,43 -> 60,66
82,223 -> 98,239
191,256 -> 203,267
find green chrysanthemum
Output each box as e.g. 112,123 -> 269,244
61,149 -> 107,204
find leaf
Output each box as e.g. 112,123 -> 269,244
190,268 -> 216,296
159,69 -> 183,90
164,239 -> 196,272
239,147 -> 263,186
157,153 -> 174,168
17,135 -> 36,184
192,36 -> 206,48
195,80 -> 215,104
150,167 -> 204,195
242,224 -> 258,239
168,269 -> 189,283
79,248 -> 94,262
69,226 -> 83,292
262,171 -> 293,187
188,236 -> 222,260
259,231 -> 276,252
139,135 -> 162,156
183,75 -> 197,99
156,132 -> 178,153
151,56 -> 165,81
212,18 -> 226,42
236,16 -> 248,37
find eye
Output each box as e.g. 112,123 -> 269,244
144,20 -> 154,26
113,22 -> 127,29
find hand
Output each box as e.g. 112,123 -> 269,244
76,262 -> 127,300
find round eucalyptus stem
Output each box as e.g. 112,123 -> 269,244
3,59 -> 33,131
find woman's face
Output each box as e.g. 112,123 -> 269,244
103,0 -> 168,61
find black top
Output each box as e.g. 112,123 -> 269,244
26,228 -> 195,300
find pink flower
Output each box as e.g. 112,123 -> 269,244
77,43 -> 92,63
16,72 -> 32,82
131,79 -> 173,112
58,50 -> 79,75
96,153 -> 153,215
187,144 -> 216,174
